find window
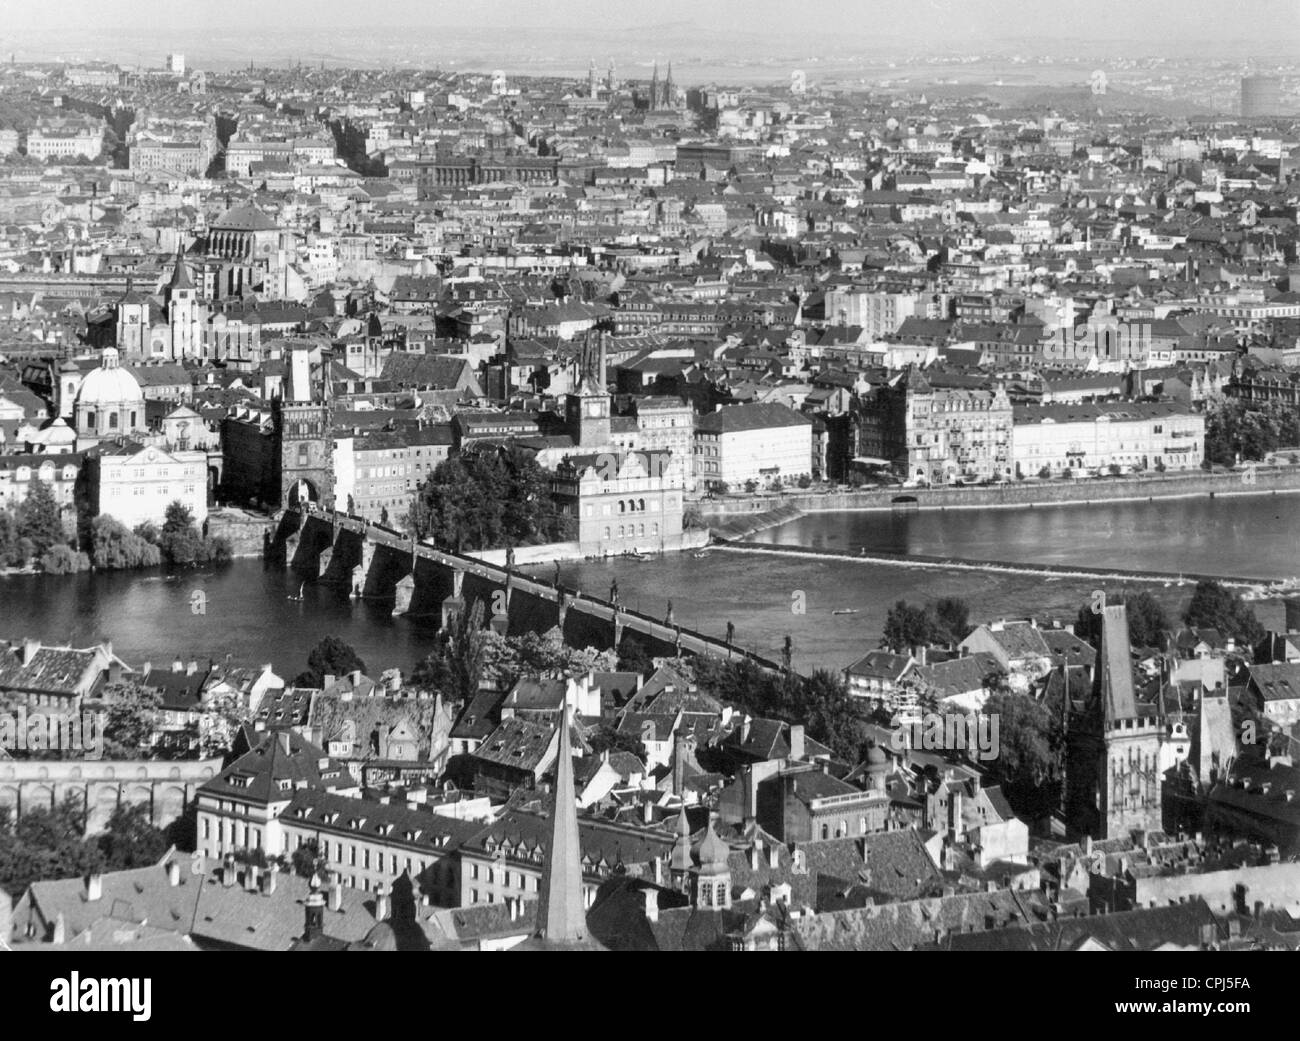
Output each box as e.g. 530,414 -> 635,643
108,412 -> 118,429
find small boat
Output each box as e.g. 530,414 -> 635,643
832,608 -> 860,616
692,551 -> 709,559
627,552 -> 652,562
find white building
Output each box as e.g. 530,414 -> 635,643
88,441 -> 208,529
1011,402 -> 1204,477
694,402 -> 813,490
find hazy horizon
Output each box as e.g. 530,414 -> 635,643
2,0 -> 1299,72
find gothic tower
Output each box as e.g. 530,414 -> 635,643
275,346 -> 334,509
663,62 -> 674,108
565,329 -> 611,449
1066,604 -> 1164,839
165,243 -> 203,361
650,62 -> 659,111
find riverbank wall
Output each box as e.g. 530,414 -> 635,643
206,507 -> 277,559
697,467 -> 1300,524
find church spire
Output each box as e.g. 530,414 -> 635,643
535,705 -> 586,943
168,240 -> 193,292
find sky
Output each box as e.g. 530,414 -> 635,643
4,0 -> 1299,48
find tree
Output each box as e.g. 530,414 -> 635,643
881,600 -> 938,653
0,793 -> 105,898
0,508 -> 26,566
410,600 -> 487,704
1183,580 -> 1264,645
617,635 -> 654,676
981,690 -> 1062,821
16,477 -> 66,555
932,597 -> 971,644
1075,590 -> 1170,648
406,447 -> 573,552
100,681 -> 164,757
97,803 -> 168,870
159,500 -> 202,565
291,838 -> 325,879
39,544 -> 89,574
587,723 -> 647,763
91,515 -> 162,570
296,636 -> 367,688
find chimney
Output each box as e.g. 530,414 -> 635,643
51,912 -> 66,944
22,638 -> 39,665
222,853 -> 236,887
246,863 -> 261,892
948,791 -> 963,844
374,882 -> 390,921
743,765 -> 758,825
329,877 -> 344,912
303,890 -> 326,941
85,873 -> 103,901
167,860 -> 181,887
642,798 -> 654,824
142,661 -> 152,678
789,724 -> 805,761
187,661 -> 198,675
913,644 -> 928,666
740,715 -> 752,744
277,730 -> 292,755
643,887 -> 659,923
261,868 -> 277,897
749,838 -> 762,871
172,659 -> 184,672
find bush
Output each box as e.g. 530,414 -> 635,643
92,515 -> 162,570
1107,463 -> 1122,476
1037,466 -> 1052,479
797,475 -> 812,489
40,544 -> 90,574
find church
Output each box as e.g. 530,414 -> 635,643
114,245 -> 206,362
1064,604 -> 1187,839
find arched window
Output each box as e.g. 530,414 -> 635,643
638,498 -> 646,511
618,500 -> 625,513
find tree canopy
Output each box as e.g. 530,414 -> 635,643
405,446 -> 573,552
1183,580 -> 1264,645
295,637 -> 367,688
881,597 -> 972,652
1074,590 -> 1170,648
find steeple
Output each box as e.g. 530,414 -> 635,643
168,241 -> 193,291
664,62 -> 673,107
650,62 -> 659,110
535,705 -> 586,944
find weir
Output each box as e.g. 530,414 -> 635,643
716,541 -> 1275,589
270,506 -> 783,673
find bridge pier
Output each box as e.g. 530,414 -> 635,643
350,540 -> 374,598
441,569 -> 466,630
317,546 -> 334,580
393,573 -> 416,617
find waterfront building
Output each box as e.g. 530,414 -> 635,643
1011,402 -> 1204,476
859,368 -> 1013,485
694,402 -> 814,491
85,440 -> 209,530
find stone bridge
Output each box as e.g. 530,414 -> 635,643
271,506 -> 784,674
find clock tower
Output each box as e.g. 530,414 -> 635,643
566,329 -> 611,449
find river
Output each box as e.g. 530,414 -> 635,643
0,495 -> 1294,676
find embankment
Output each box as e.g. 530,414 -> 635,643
697,466 -> 1300,524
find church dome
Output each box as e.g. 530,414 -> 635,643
76,348 -> 144,407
